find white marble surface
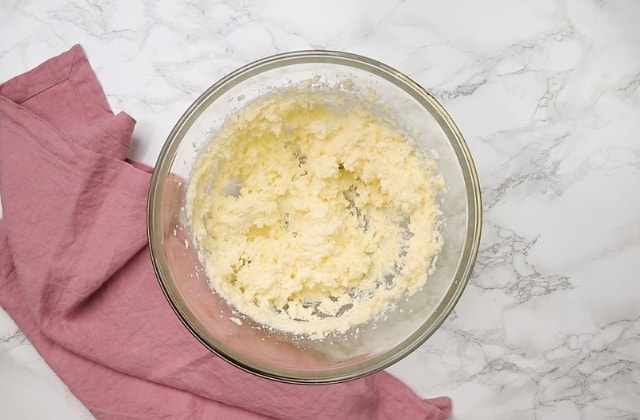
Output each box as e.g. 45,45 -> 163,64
1,0 -> 639,418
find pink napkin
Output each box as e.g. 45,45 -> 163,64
0,45 -> 452,420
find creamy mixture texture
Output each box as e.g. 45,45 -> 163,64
186,88 -> 445,339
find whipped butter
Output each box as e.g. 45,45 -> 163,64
186,87 -> 445,339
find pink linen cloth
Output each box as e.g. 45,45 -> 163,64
0,45 -> 452,420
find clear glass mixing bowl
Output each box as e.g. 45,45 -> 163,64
147,50 -> 482,384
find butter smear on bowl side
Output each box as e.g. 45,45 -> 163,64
185,87 -> 446,340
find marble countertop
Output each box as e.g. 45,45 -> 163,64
1,0 -> 639,418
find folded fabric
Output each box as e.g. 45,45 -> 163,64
0,45 -> 452,420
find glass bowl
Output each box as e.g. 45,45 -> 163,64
147,50 -> 482,384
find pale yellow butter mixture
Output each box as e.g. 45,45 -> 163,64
186,89 -> 445,339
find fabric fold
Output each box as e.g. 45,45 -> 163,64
0,44 -> 451,420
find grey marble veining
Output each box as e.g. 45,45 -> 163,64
1,0 -> 639,418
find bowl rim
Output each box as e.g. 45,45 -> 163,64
147,49 -> 482,384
